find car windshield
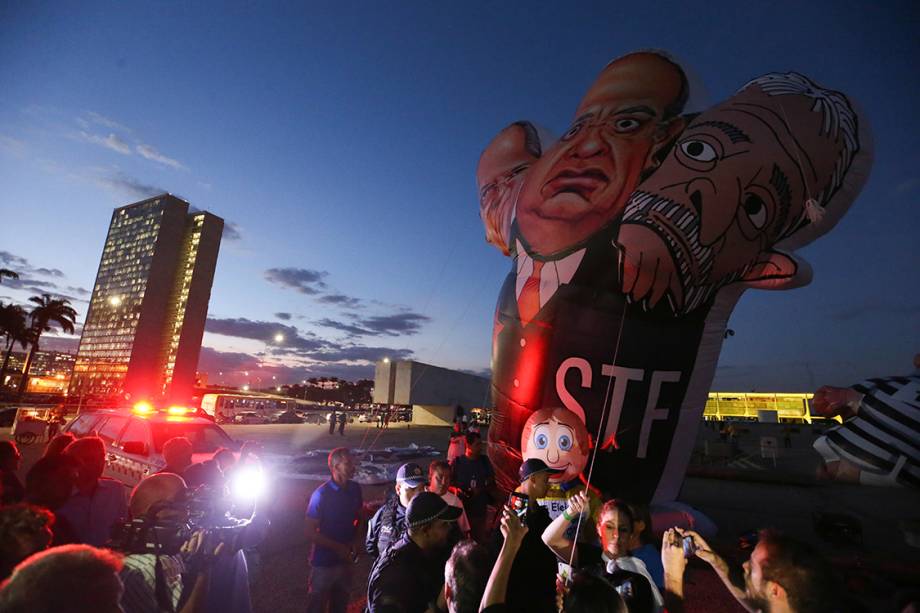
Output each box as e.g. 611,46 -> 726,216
150,422 -> 234,453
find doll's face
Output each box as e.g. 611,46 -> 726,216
521,409 -> 589,483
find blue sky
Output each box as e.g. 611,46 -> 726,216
0,1 -> 917,390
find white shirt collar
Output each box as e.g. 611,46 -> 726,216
514,240 -> 586,307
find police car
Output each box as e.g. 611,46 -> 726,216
64,403 -> 238,487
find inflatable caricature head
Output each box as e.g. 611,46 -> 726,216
477,122 -> 547,255
514,51 -> 689,256
521,406 -> 590,483
618,72 -> 871,313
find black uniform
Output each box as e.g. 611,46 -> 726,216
367,536 -> 443,613
365,496 -> 407,560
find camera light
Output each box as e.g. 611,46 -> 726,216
231,466 -> 267,501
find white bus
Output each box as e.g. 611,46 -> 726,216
200,393 -> 297,423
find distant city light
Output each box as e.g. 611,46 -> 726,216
108,296 -> 122,307
244,371 -> 249,376
272,375 -> 276,380
242,384 -> 250,391
382,357 -> 390,363
274,333 -> 284,343
276,386 -> 281,392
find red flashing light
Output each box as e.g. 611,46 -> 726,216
166,406 -> 189,416
133,401 -> 154,415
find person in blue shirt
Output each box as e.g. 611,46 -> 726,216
305,447 -> 363,613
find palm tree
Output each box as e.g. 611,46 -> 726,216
0,302 -> 29,391
0,269 -> 18,284
16,294 -> 78,397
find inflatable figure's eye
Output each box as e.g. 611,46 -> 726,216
680,140 -> 718,162
613,118 -> 641,133
558,434 -> 573,451
535,433 -> 549,449
562,121 -> 585,141
743,194 -> 767,229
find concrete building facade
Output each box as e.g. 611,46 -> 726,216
372,360 -> 491,426
69,194 -> 223,403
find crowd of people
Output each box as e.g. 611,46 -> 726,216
0,434 -> 267,613
0,421 -> 910,612
302,424 -> 859,613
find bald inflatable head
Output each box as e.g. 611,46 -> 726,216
477,122 -> 543,255
129,473 -> 187,518
516,52 -> 689,255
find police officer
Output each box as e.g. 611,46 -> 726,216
367,492 -> 462,613
365,463 -> 426,560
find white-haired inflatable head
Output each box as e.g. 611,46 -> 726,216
617,72 -> 873,314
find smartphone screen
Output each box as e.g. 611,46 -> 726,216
510,492 -> 528,521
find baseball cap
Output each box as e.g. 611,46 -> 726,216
396,462 -> 426,488
519,458 -> 564,483
406,492 -> 463,528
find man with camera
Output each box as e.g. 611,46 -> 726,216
661,527 -> 840,613
489,458 -> 561,613
117,473 -> 225,613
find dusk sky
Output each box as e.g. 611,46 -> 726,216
1,1 -> 917,391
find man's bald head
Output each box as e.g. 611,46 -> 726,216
129,473 -> 187,518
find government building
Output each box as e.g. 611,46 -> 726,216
68,194 -> 223,404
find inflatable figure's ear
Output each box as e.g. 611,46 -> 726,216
739,250 -> 812,291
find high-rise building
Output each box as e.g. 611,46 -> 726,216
69,194 -> 223,403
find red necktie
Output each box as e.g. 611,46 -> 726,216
518,260 -> 544,326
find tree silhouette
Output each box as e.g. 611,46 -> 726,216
17,294 -> 77,397
0,302 -> 30,391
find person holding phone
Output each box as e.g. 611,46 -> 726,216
488,458 -> 561,613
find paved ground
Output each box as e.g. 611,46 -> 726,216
5,420 -> 920,611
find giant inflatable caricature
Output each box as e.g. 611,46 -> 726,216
477,51 -> 873,502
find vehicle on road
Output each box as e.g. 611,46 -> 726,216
201,392 -> 297,423
302,412 -> 326,424
12,407 -> 53,446
64,405 -> 237,487
274,409 -> 304,424
234,412 -> 270,425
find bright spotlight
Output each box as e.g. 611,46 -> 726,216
231,466 -> 267,500
242,384 -> 249,391
109,296 -> 122,307
382,357 -> 390,363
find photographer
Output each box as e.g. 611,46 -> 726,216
183,457 -> 270,613
488,458 -> 561,613
118,473 -> 225,613
662,527 -> 840,613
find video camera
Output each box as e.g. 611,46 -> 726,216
110,485 -> 254,556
